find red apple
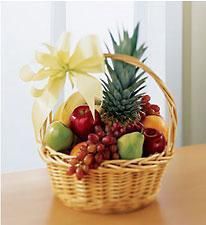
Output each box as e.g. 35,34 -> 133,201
143,128 -> 166,156
70,105 -> 101,139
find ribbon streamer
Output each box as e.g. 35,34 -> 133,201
20,33 -> 104,142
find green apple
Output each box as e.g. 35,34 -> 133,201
117,132 -> 144,160
44,121 -> 74,151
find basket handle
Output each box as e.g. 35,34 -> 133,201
104,53 -> 178,155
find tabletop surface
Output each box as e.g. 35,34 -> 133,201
2,144 -> 206,225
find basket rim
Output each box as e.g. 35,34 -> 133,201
39,53 -> 177,169
39,145 -> 173,171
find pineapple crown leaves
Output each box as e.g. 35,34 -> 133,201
102,23 -> 148,121
106,23 -> 148,89
109,23 -> 139,55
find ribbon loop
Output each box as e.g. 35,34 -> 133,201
20,32 -> 104,142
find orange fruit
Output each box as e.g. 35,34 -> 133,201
142,115 -> 168,140
70,142 -> 87,156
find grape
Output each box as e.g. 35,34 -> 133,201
120,127 -> 126,134
67,123 -> 121,179
140,94 -> 161,117
94,125 -> 102,133
87,144 -> 97,153
112,153 -> 120,160
150,104 -> 160,112
111,126 -> 115,132
70,158 -> 79,166
111,137 -> 117,144
141,95 -> 151,103
84,154 -> 94,166
147,108 -> 155,115
114,130 -> 120,138
97,143 -> 105,152
102,136 -> 113,145
97,131 -> 105,138
95,153 -> 103,164
67,165 -> 76,175
143,102 -> 151,110
106,131 -> 114,136
82,164 -> 89,174
76,166 -> 84,180
113,122 -> 120,129
103,149 -> 111,160
139,111 -> 146,121
88,133 -> 99,143
110,145 -> 117,153
126,124 -> 132,131
105,125 -> 111,133
76,150 -> 87,161
80,144 -> 87,151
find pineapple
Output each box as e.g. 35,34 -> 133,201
102,23 -> 147,123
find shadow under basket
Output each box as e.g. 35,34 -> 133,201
39,53 -> 177,214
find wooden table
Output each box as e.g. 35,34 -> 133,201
2,145 -> 206,225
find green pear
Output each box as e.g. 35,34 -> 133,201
44,121 -> 74,151
117,132 -> 144,160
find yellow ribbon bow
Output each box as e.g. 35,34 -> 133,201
20,33 -> 105,142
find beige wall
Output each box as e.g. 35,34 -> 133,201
183,2 -> 206,145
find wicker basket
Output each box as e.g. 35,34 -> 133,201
39,53 -> 177,213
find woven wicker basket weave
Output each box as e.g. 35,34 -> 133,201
39,53 -> 177,214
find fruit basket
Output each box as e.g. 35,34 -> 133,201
20,26 -> 177,213
39,53 -> 177,213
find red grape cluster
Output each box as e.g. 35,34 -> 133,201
140,95 -> 160,120
125,120 -> 144,134
104,119 -> 144,137
67,125 -> 120,180
68,117 -> 145,180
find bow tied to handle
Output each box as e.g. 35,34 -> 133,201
20,33 -> 105,142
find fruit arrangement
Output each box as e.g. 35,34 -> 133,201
43,24 -> 168,180
45,98 -> 167,179
21,22 -> 177,213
